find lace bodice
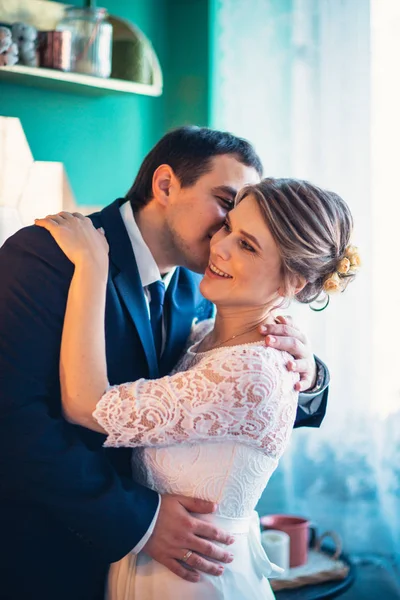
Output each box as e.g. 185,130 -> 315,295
94,320 -> 299,517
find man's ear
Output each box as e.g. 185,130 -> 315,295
152,164 -> 177,206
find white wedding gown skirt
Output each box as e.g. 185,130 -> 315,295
107,512 -> 280,600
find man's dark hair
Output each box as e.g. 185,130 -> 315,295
126,126 -> 263,211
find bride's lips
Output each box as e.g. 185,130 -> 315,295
205,262 -> 233,280
205,265 -> 222,279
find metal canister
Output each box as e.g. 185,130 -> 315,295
37,30 -> 72,71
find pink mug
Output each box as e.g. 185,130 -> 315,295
260,515 -> 315,568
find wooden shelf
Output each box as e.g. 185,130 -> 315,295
0,64 -> 162,96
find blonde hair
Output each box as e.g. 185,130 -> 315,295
236,178 -> 356,303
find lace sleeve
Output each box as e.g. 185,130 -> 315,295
93,346 -> 298,458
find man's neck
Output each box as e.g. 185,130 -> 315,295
134,204 -> 176,275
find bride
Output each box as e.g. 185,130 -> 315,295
35,177 -> 358,599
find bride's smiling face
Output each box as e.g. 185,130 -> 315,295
199,194 -> 284,309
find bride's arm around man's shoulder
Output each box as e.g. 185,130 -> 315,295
92,343 -> 299,458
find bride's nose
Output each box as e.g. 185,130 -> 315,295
211,237 -> 231,262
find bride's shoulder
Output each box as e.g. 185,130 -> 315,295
220,344 -> 298,382
244,345 -> 299,392
224,342 -> 290,364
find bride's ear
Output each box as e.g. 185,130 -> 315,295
293,275 -> 307,296
278,275 -> 306,298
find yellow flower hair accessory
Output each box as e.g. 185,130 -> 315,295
345,245 -> 361,272
323,271 -> 342,293
336,257 -> 350,274
323,245 -> 361,294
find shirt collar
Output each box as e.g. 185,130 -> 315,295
120,201 -> 176,289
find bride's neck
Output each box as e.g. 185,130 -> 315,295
202,307 -> 275,351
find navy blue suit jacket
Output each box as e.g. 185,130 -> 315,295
0,199 -> 211,600
0,198 -> 327,599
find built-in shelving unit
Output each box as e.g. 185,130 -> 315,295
0,0 -> 163,97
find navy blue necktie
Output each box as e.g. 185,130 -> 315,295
148,280 -> 165,361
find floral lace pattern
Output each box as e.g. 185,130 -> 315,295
93,321 -> 299,517
94,322 -> 298,457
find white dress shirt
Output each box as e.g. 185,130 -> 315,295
120,201 -> 175,554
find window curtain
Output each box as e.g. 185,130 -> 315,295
211,0 -> 400,560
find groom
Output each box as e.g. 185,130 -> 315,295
0,126 -> 328,600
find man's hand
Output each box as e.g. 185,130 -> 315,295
259,315 -> 317,392
143,495 -> 235,583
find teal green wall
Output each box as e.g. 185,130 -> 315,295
0,0 -> 211,206
164,0 -> 210,129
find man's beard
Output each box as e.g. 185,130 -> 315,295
165,226 -> 210,274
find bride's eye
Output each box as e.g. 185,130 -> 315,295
240,239 -> 256,253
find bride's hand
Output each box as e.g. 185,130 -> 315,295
35,212 -> 109,271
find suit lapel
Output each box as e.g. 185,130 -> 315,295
160,268 -> 199,375
98,199 -> 159,378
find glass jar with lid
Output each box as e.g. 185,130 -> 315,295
56,6 -> 113,78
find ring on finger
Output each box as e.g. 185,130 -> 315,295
182,550 -> 193,563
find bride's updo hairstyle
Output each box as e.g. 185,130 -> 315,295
235,178 -> 359,304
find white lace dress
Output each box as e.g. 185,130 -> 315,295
93,320 -> 299,600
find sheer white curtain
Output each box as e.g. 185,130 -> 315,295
211,0 -> 400,556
